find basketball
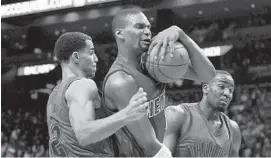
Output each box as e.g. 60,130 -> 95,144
144,42 -> 190,83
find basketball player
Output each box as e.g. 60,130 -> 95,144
163,70 -> 241,157
46,32 -> 149,157
102,8 -> 216,157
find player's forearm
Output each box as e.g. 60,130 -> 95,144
77,109 -> 128,146
163,136 -> 177,154
178,30 -> 216,82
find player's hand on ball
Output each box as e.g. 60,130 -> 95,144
147,26 -> 182,60
124,87 -> 149,122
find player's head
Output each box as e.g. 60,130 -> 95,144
202,70 -> 235,112
54,32 -> 98,78
112,8 -> 152,53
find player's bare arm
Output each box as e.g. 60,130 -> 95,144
163,105 -> 186,154
229,120 -> 242,157
105,71 -> 163,157
65,78 -> 148,147
148,26 -> 216,82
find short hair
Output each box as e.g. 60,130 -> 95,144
111,8 -> 142,35
202,70 -> 233,85
54,32 -> 92,63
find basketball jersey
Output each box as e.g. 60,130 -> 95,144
175,103 -> 233,157
47,77 -> 113,157
102,57 -> 167,156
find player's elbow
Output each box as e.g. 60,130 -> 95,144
74,129 -> 91,147
75,129 -> 100,147
74,129 -> 87,147
78,137 -> 88,147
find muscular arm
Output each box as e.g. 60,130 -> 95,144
105,72 -> 162,157
66,78 -> 129,147
229,120 -> 241,157
150,26 -> 216,82
163,105 -> 186,154
177,28 -> 216,82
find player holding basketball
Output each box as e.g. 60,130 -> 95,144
46,32 -> 149,157
102,8 -> 216,157
163,70 -> 241,157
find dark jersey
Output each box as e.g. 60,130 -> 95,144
46,77 -> 113,157
102,57 -> 167,156
175,103 -> 233,157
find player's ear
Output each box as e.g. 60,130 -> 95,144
202,83 -> 209,94
71,51 -> 80,63
115,29 -> 124,40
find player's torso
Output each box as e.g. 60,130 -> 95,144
133,69 -> 167,142
47,77 -> 112,157
175,103 -> 232,157
112,59 -> 166,141
103,59 -> 167,156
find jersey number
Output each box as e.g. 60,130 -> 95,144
49,120 -> 67,157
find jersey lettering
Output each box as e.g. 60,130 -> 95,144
147,90 -> 165,118
49,117 -> 67,157
188,142 -> 228,157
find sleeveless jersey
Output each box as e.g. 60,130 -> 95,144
175,103 -> 233,157
101,57 -> 167,157
46,77 -> 113,157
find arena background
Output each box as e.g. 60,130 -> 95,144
1,0 -> 271,157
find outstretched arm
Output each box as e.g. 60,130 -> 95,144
66,78 -> 148,147
177,27 -> 216,82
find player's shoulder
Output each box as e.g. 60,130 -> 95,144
106,71 -> 137,91
228,119 -> 241,134
177,102 -> 198,111
166,105 -> 185,115
221,113 -> 241,136
165,105 -> 187,124
66,78 -> 97,97
69,78 -> 97,90
226,118 -> 242,146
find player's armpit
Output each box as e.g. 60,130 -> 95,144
105,72 -> 162,156
229,120 -> 241,157
163,105 -> 186,154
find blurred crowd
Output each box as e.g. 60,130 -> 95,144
188,13 -> 271,44
1,108 -> 49,157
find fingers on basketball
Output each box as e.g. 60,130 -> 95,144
159,37 -> 169,60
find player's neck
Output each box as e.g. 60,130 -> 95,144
117,48 -> 142,69
61,64 -> 86,80
199,100 -> 220,122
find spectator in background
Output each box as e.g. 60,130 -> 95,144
1,132 -> 8,157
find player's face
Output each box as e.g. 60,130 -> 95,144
123,13 -> 152,53
206,74 -> 235,112
78,40 -> 98,78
